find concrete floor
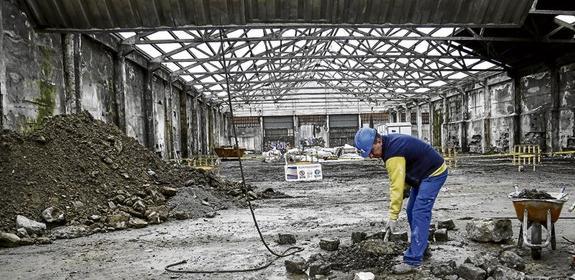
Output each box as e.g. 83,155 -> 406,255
1,158 -> 574,279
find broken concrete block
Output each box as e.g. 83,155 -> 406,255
160,186 -> 178,197
50,225 -> 90,239
499,251 -> 525,271
430,260 -> 457,277
41,207 -> 65,223
438,219 -> 456,230
128,217 -> 148,229
309,261 -> 331,278
429,228 -> 436,242
465,252 -> 499,275
389,231 -> 409,242
105,211 -> 130,229
277,233 -> 296,245
457,263 -> 487,280
319,238 -> 340,251
492,265 -> 525,280
285,256 -> 308,274
16,215 -> 46,235
351,232 -> 367,244
0,232 -> 21,248
353,272 -> 375,280
435,228 -> 449,242
466,219 -> 513,243
359,239 -> 401,256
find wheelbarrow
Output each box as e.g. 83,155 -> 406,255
509,190 -> 568,260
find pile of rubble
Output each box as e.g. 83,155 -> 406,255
0,112 -> 258,247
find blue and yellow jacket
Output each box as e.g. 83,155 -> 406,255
381,134 -> 446,220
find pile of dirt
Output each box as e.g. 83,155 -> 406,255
325,239 -> 407,273
512,189 -> 554,199
0,112 -> 251,235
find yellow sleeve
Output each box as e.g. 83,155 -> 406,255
385,156 -> 406,221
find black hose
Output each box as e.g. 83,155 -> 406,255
164,28 -> 304,274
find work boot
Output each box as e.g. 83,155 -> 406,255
392,263 -> 420,274
424,245 -> 432,260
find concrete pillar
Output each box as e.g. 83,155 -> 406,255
179,88 -> 189,158
190,94 -> 198,155
550,65 -> 560,152
325,115 -> 330,147
416,103 -> 423,139
429,101 -> 435,146
0,0 -> 5,128
143,67 -> 155,150
482,80 -> 492,153
460,91 -> 469,152
62,34 -> 75,114
441,96 -> 448,151
73,34 -> 82,113
511,73 -> 522,148
293,114 -> 298,147
200,100 -> 207,154
113,53 -> 127,132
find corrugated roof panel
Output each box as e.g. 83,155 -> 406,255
20,0 -> 534,31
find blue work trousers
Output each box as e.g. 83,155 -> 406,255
403,170 -> 448,266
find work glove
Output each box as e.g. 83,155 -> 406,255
384,219 -> 397,233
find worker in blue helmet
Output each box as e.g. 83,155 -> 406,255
354,127 -> 448,274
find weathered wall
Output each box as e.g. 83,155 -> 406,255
0,0 -> 224,158
559,64 -> 575,149
519,71 -> 551,149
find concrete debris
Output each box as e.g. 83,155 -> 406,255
309,261 -> 331,278
16,215 -> 46,235
320,238 -> 340,251
430,260 -> 457,277
105,211 -> 130,229
351,232 -> 367,244
50,225 -> 90,239
353,271 -> 375,280
277,233 -> 296,245
359,239 -> 401,256
466,219 -> 513,243
499,251 -> 525,271
438,219 -> 457,230
127,217 -> 148,229
435,228 -> 449,242
457,263 -> 487,280
160,186 -> 178,197
0,232 -> 21,247
16,228 -> 29,238
284,256 -> 308,274
465,252 -> 500,275
41,207 -> 65,224
492,265 -> 525,279
389,231 -> 409,242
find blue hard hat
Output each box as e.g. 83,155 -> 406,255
354,128 -> 376,158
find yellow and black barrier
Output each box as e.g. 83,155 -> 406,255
442,148 -> 458,168
512,144 -> 541,171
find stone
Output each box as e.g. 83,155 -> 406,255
465,252 -> 499,275
105,211 -> 130,229
42,207 -> 65,223
568,274 -> 575,280
431,260 -> 457,277
72,201 -> 84,209
205,212 -> 216,218
102,156 -> 114,164
277,233 -> 296,245
524,275 -> 551,280
466,219 -> 513,243
171,211 -> 189,220
0,232 -> 21,248
89,215 -> 101,221
389,231 -> 409,242
359,239 -> 401,256
429,228 -> 436,242
444,275 -> 459,280
319,238 -> 340,251
160,186 -> 178,197
34,237 -> 52,244
351,232 -> 367,244
499,251 -> 525,271
309,261 -> 330,278
16,215 -> 46,235
284,256 -> 308,274
50,225 -> 90,239
128,217 -> 148,229
492,265 -> 525,280
435,228 -> 449,242
457,263 -> 487,280
132,200 -> 146,213
146,212 -> 161,224
438,219 -> 457,230
16,228 -> 29,238
353,272 -> 375,280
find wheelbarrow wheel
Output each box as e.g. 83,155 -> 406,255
531,223 -> 542,260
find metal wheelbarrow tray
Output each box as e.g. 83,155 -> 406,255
509,192 -> 568,260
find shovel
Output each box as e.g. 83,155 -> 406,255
383,228 -> 392,242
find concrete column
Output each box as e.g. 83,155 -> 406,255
441,96 -> 448,151
461,91 -> 469,152
511,72 -> 522,148
293,114 -> 298,147
73,34 -> 82,113
482,80 -> 492,153
200,100 -> 207,154
325,115 -> 330,147
62,34 -> 75,114
113,53 -> 127,132
190,94 -> 198,155
0,0 -> 5,128
429,101 -> 435,146
550,65 -> 561,152
259,115 -> 264,152
416,103 -> 423,139
142,67 -> 155,150
179,88 -> 189,158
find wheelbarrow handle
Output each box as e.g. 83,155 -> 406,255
522,209 -> 552,248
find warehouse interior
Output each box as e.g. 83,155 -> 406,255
1,0 -> 575,279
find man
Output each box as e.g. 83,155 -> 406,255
354,127 -> 448,274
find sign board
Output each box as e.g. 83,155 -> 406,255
285,164 -> 323,181
385,122 -> 412,136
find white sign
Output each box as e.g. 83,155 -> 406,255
285,164 -> 323,181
